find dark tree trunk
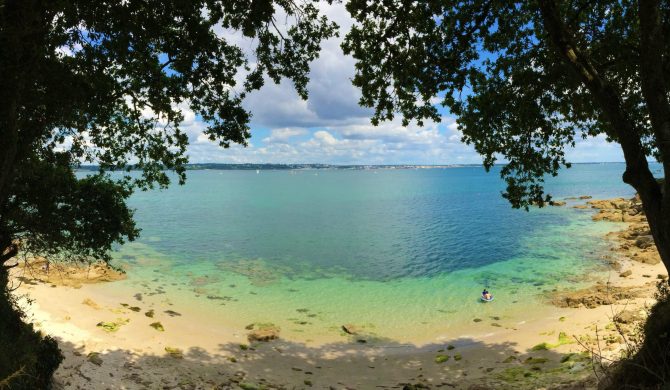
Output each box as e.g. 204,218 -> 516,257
537,0 -> 670,274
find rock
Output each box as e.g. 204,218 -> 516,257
658,274 -> 668,280
579,195 -> 592,199
619,270 -> 632,278
550,201 -> 566,206
342,324 -> 360,335
592,210 -> 623,222
623,213 -> 646,223
96,318 -> 129,332
633,250 -> 661,265
614,310 -> 642,324
164,346 -> 183,359
247,323 -> 280,342
573,205 -> 589,209
149,322 -> 165,331
550,283 -> 646,308
144,309 -> 154,318
435,354 -> 450,363
635,235 -> 655,249
82,298 -> 101,310
87,352 -> 103,366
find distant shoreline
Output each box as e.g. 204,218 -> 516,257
76,161 -> 631,172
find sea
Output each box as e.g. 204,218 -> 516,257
97,163 -> 657,344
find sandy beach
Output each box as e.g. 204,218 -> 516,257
11,196 -> 667,389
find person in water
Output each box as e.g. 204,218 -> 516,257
482,288 -> 491,300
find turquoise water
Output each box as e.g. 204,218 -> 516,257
105,163 -> 649,343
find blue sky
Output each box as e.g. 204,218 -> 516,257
182,3 -> 625,165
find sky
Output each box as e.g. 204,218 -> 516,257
182,3 -> 625,165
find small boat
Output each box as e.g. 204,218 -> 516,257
481,295 -> 494,302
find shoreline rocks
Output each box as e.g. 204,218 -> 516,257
549,282 -> 649,309
588,196 -> 661,265
11,258 -> 126,288
549,194 -> 664,308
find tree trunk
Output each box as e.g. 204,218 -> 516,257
537,0 -> 670,273
637,0 -> 670,275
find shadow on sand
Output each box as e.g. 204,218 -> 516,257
50,332 -> 597,390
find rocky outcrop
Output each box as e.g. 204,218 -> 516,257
11,258 -> 126,288
549,283 -> 649,309
588,196 -> 661,265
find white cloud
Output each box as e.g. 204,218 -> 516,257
180,3 -> 627,166
262,128 -> 308,143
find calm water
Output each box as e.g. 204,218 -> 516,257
103,163 -> 649,343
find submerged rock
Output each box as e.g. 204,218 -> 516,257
149,322 -> 165,332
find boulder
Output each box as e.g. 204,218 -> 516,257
632,250 -> 661,265
550,201 -> 566,206
619,270 -> 632,278
623,213 -> 646,223
592,210 -> 623,222
247,323 -> 280,342
579,195 -> 593,200
635,235 -> 655,249
612,199 -> 631,210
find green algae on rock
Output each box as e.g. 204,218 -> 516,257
164,346 -> 183,358
96,318 -> 129,332
435,354 -> 450,363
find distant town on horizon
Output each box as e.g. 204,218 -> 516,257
77,161 -> 630,172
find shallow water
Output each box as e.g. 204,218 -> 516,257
103,163 -> 647,344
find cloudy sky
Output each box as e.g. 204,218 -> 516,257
183,3 -> 624,165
